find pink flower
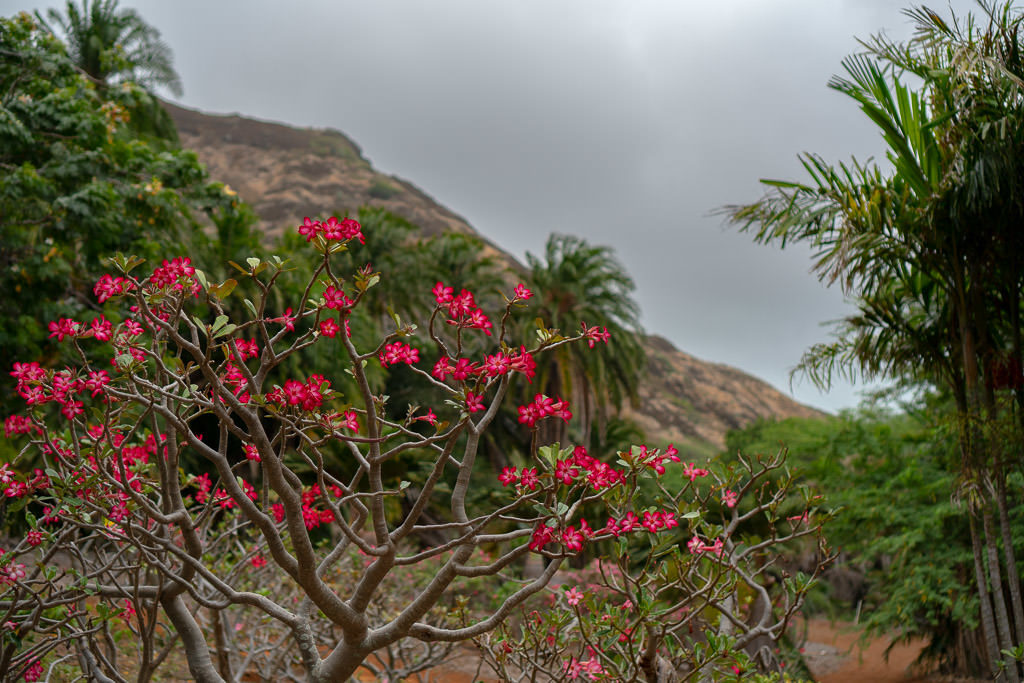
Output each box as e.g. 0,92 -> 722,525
432,357 -> 453,381
580,321 -> 611,348
451,358 -> 479,380
269,308 -> 296,331
48,318 -> 81,341
529,525 -> 554,551
701,538 -> 724,556
788,512 -> 810,525
562,526 -> 584,551
23,659 -> 43,682
554,459 -> 579,485
687,535 -> 704,554
298,216 -> 321,241
513,283 -> 532,300
465,392 -> 485,413
319,318 -> 340,338
519,467 -> 539,490
722,489 -> 738,508
340,410 -> 359,432
509,346 -> 536,382
244,444 -> 261,462
10,362 -> 45,385
90,316 -> 113,341
233,339 -> 259,360
565,586 -> 584,606
323,285 -> 350,310
498,466 -> 519,487
483,352 -> 511,376
250,554 -> 267,568
642,510 -> 663,533
415,408 -> 438,426
4,416 -> 34,438
448,289 -> 475,318
682,462 -> 709,481
379,342 -> 419,368
60,400 -> 83,420
432,281 -> 454,304
94,274 -> 132,302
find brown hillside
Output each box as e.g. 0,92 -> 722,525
166,102 -> 825,451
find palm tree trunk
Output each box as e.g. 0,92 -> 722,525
972,509 -> 1005,680
984,505 -> 1020,683
997,471 -> 1024,674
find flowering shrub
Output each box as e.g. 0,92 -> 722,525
476,448 -> 833,681
0,213 -> 625,681
0,213 -> 830,681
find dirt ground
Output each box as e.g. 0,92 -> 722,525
802,618 -> 927,683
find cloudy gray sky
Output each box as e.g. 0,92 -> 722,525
5,0 -> 983,412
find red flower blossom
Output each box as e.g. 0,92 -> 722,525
465,392 -> 485,413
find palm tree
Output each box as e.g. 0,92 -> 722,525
727,3 -> 1024,676
525,233 -> 645,450
37,0 -> 183,142
37,0 -> 182,96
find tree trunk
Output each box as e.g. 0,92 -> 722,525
971,510 -> 1005,681
984,506 -> 1020,683
162,594 -> 226,683
997,466 -> 1024,662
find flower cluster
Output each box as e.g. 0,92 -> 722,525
379,341 -> 420,368
580,321 -> 611,349
265,375 -> 332,411
634,444 -> 681,475
150,256 -> 199,295
498,466 -> 540,490
433,282 -> 493,336
323,285 -> 352,311
230,338 -> 260,361
564,650 -> 605,680
11,362 -> 111,420
517,393 -> 572,428
298,215 -> 365,244
93,273 -> 134,302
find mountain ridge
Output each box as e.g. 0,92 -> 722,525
165,101 -> 825,451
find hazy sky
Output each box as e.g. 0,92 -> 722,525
4,0 -> 983,412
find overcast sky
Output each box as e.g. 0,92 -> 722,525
4,0 -> 984,412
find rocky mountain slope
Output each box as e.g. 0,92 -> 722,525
166,103 -> 824,451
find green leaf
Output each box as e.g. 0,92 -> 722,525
213,323 -> 237,339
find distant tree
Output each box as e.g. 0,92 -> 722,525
36,0 -> 182,95
35,0 -> 183,142
525,234 -> 644,450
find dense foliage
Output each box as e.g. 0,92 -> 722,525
0,12 -> 259,417
725,401 -> 1020,674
